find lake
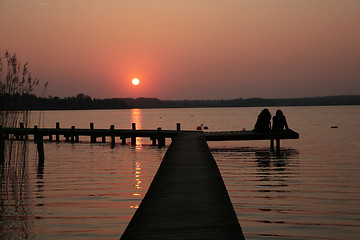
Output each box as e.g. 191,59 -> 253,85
1,106 -> 360,239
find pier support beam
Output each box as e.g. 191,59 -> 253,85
56,122 -> 60,142
34,126 -> 45,168
157,127 -> 165,147
90,123 -> 96,143
131,123 -> 136,146
70,126 -> 79,143
37,136 -> 45,169
71,126 -> 75,143
19,122 -> 25,140
110,125 -> 115,149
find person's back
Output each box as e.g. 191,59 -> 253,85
254,109 -> 271,133
272,110 -> 289,132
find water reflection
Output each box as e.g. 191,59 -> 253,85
0,140 -> 34,240
131,109 -> 143,149
212,147 -> 302,239
255,148 -> 299,175
130,161 -> 142,209
254,149 -> 299,200
129,109 -> 144,208
131,109 -> 142,129
134,161 -> 142,192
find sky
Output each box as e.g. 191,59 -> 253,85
0,0 -> 359,100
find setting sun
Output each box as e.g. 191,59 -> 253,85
132,78 -> 140,86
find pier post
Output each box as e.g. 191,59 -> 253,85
270,138 -> 274,151
37,135 -> 45,170
0,125 -> 4,166
34,125 -> 38,142
121,137 -> 126,145
71,126 -> 75,143
56,122 -> 60,142
157,127 -> 165,147
110,125 -> 115,149
70,126 -> 79,143
177,123 -> 181,131
19,122 -> 25,140
131,123 -> 136,146
90,123 -> 96,143
34,125 -> 45,167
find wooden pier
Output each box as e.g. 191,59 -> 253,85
0,122 -> 299,166
0,122 -> 182,147
120,132 -> 245,240
205,129 -> 299,151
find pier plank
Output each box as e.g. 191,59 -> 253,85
120,132 -> 245,240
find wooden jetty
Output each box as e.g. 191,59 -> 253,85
0,122 -> 182,147
205,129 -> 299,151
0,122 -> 299,166
120,132 -> 245,240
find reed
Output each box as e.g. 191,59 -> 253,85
0,51 -> 44,239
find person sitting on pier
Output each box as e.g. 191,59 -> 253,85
272,109 -> 289,132
253,108 -> 271,133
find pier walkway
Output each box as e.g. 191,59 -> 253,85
120,132 -> 245,240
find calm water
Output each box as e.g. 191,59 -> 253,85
1,106 -> 360,239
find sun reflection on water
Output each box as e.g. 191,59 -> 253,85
131,108 -> 144,150
130,161 -> 143,209
130,108 -> 143,208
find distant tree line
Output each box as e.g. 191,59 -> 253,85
1,93 -> 360,111
0,93 -> 127,110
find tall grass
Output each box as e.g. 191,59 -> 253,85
0,51 -> 43,239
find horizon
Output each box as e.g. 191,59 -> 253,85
39,93 -> 360,102
1,1 -> 359,100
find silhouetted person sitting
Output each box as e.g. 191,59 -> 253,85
272,110 -> 289,132
254,108 -> 271,133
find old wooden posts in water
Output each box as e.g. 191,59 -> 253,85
1,123 -> 299,173
34,125 -> 45,169
0,122 -> 183,168
32,122 -> 182,147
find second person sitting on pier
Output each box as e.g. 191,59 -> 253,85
272,110 -> 289,132
254,108 -> 271,133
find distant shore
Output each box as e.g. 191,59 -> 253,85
1,94 -> 360,110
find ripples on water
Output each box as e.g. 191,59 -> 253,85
1,106 -> 360,239
1,141 -> 166,240
213,146 -> 360,240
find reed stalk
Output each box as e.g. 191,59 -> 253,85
0,50 -> 44,239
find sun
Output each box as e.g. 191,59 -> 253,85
132,78 -> 140,86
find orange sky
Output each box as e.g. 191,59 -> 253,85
1,0 -> 359,100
